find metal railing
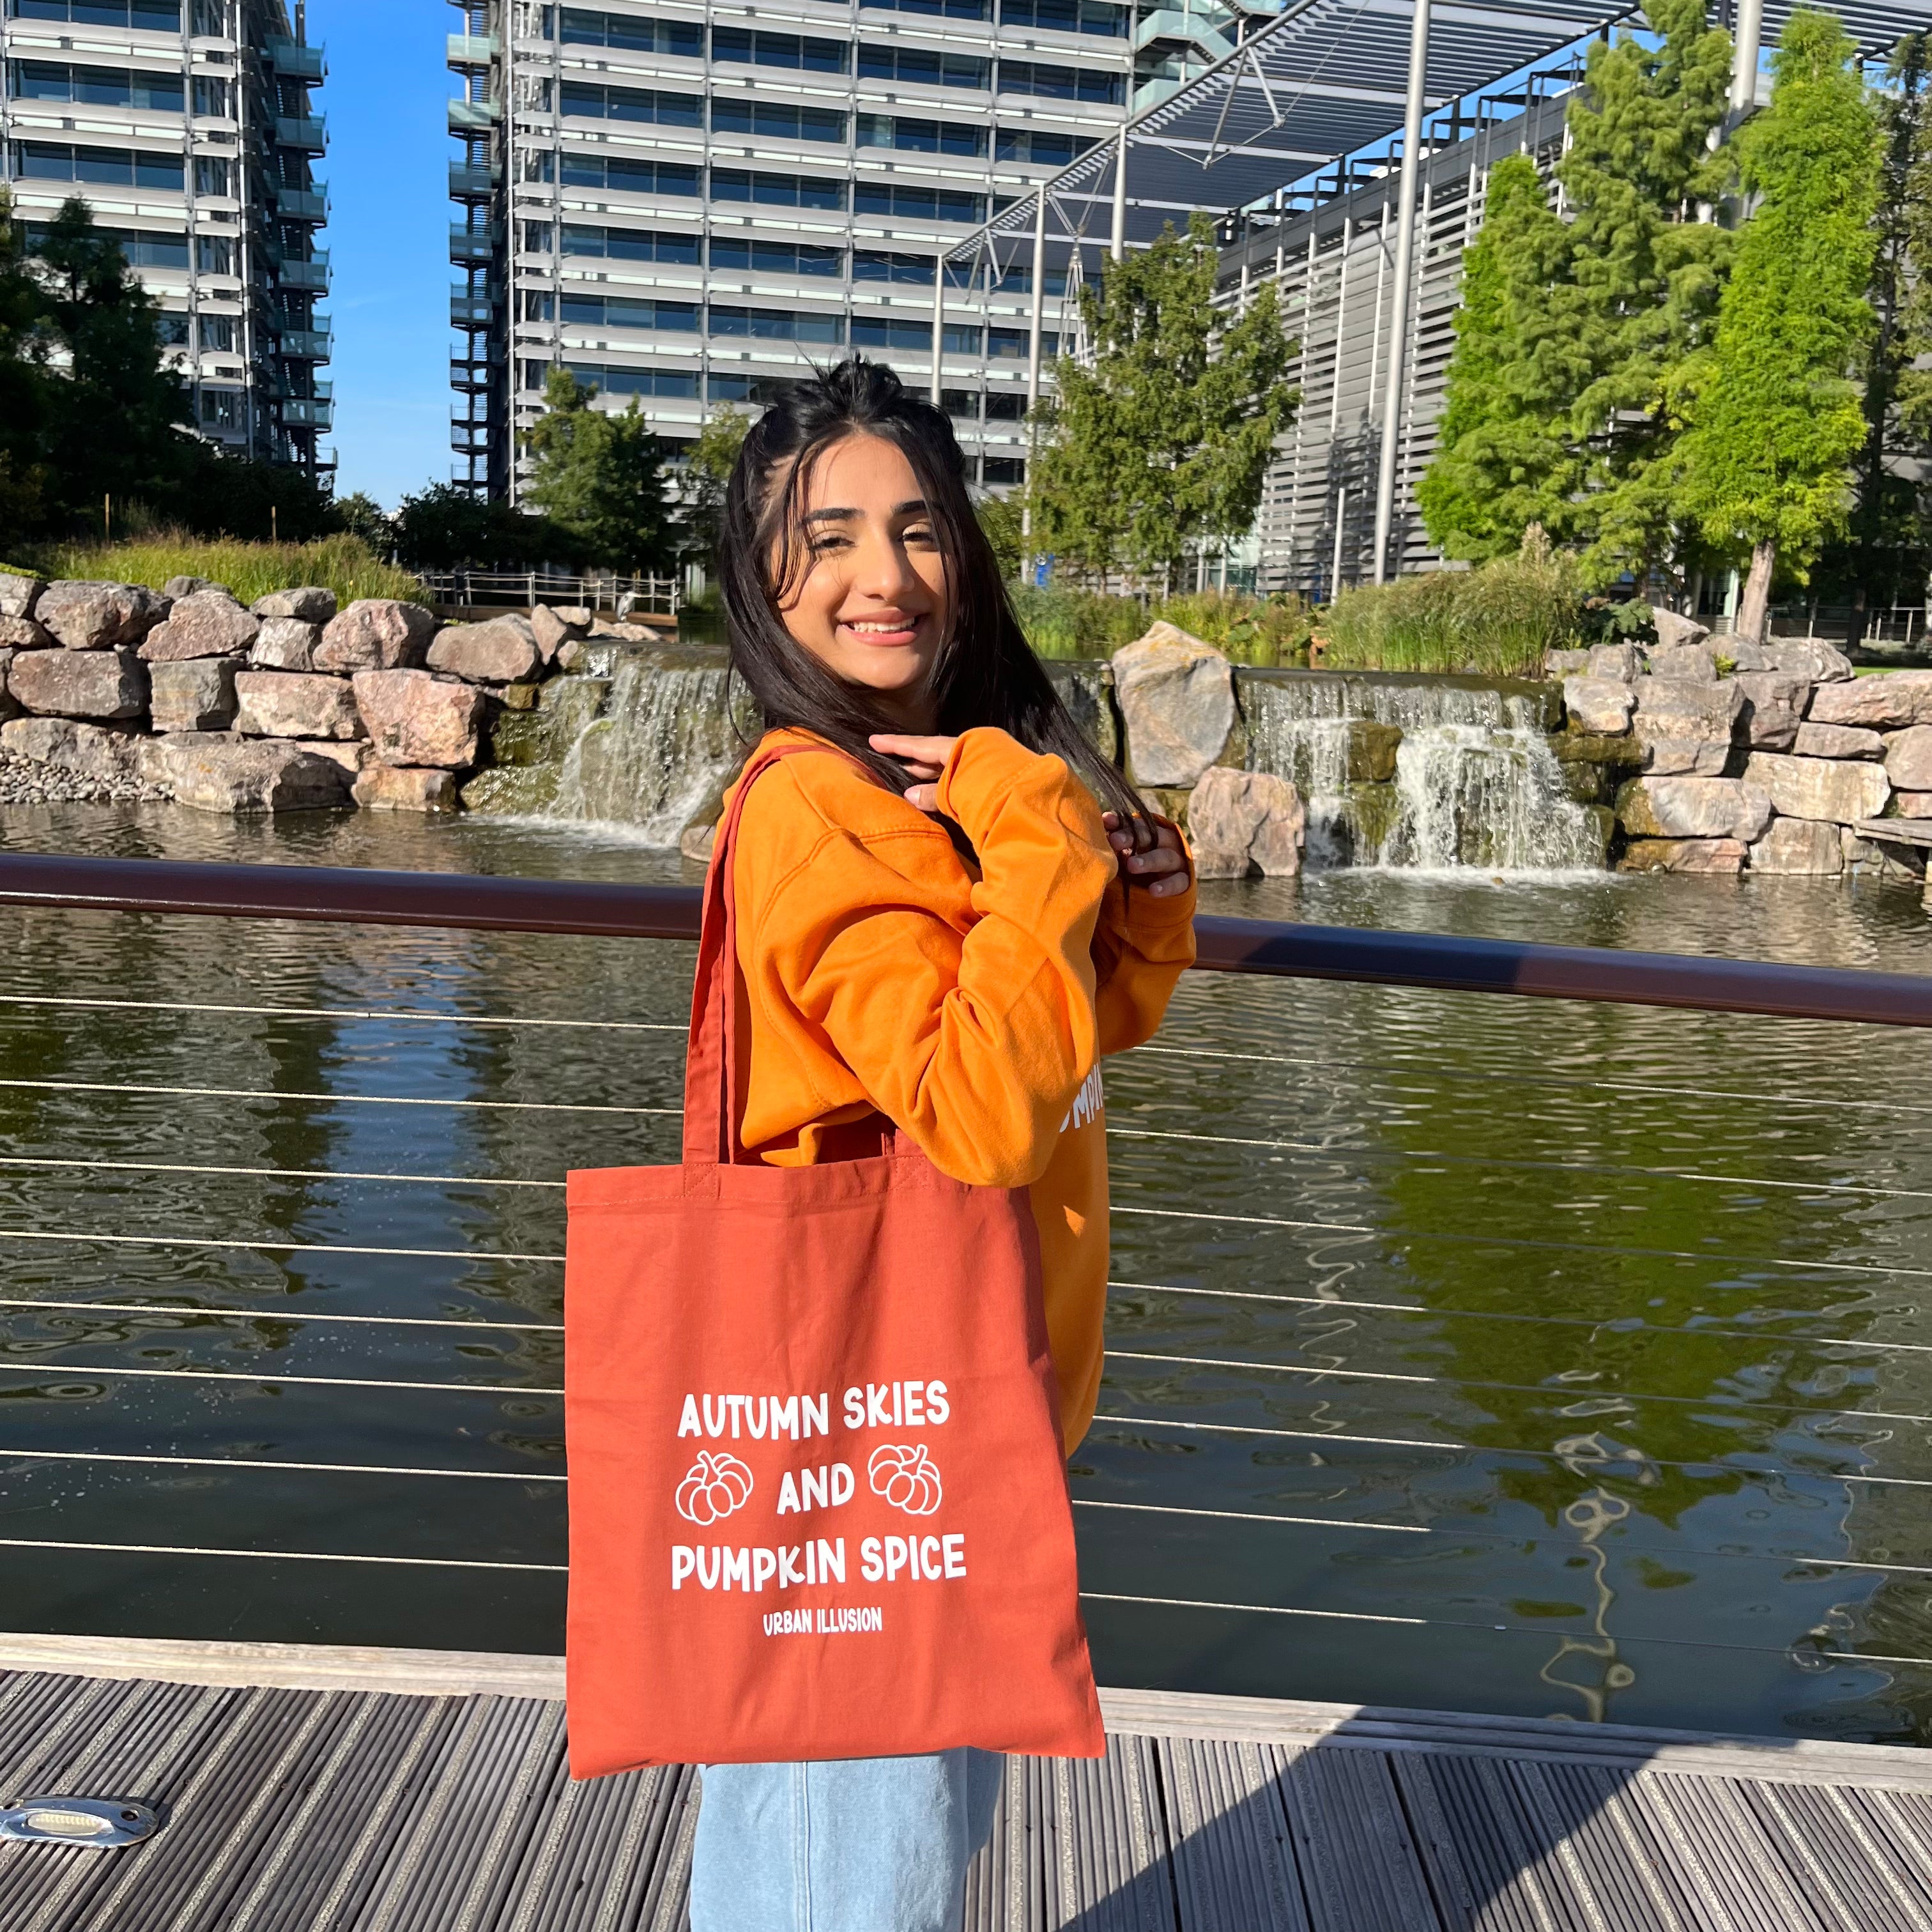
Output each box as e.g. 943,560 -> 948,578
415,571 -> 682,617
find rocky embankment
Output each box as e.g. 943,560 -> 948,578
0,571 -> 650,813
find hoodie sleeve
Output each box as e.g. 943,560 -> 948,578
1088,824 -> 1197,1055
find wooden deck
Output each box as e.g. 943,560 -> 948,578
4,1637 -> 1932,1929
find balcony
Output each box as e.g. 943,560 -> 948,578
450,358 -> 492,389
448,163 -> 497,199
264,38 -> 326,80
447,32 -> 498,66
451,294 -> 495,326
275,115 -> 327,152
448,99 -> 499,134
275,185 -> 328,222
280,395 -> 332,427
279,326 -> 332,359
1134,3 -> 1236,58
279,254 -> 329,291
449,225 -> 500,265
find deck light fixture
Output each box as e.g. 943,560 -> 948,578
0,1797 -> 158,1847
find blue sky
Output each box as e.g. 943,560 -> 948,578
314,0 -> 454,509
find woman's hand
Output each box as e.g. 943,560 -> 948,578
870,733 -> 959,813
1104,811 -> 1191,900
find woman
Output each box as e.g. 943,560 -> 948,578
692,356 -> 1195,1932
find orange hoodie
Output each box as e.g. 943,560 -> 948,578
725,724 -> 1197,1452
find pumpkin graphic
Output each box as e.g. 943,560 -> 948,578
868,1443 -> 942,1516
675,1450 -> 755,1525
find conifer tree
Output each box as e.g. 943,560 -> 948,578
523,366 -> 673,572
1680,8 -> 1881,641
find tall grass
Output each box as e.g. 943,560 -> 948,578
1321,548 -> 1584,679
1015,585 -> 1312,667
36,532 -> 426,609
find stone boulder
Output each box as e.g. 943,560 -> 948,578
1763,638 -> 1855,683
1545,647 -> 1593,677
162,574 -> 216,599
35,580 -> 168,650
1586,643 -> 1642,682
1,716 -> 142,780
1749,816 -> 1843,875
234,671 -> 364,741
137,588 -> 258,661
1731,671 -> 1809,751
1742,750 -> 1890,824
1186,767 -> 1305,878
1650,610 -> 1711,652
1614,775 -> 1772,843
531,604 -> 590,663
0,616 -> 54,650
1563,677 -> 1635,735
1793,721 -> 1884,760
1111,625 -> 1236,787
1619,838 -> 1747,873
1631,677 -> 1744,776
314,599 -> 437,674
426,615 -> 541,684
10,647 -> 147,721
250,617 -> 319,672
1807,670 -> 1932,730
0,574 -> 42,620
148,733 -> 351,813
149,658 -> 238,733
352,669 -> 484,768
1644,644 -> 1718,682
1722,639 -> 1774,671
1896,793 -> 1932,818
252,586 -> 337,623
293,740 -> 372,777
1884,726 -> 1932,792
353,765 -> 459,812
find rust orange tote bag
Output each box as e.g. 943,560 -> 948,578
564,744 -> 1106,1776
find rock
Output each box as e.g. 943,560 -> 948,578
1749,816 -> 1843,875
1545,647 -> 1593,677
315,599 -> 437,673
1806,670 -> 1932,730
426,615 -> 541,684
1586,643 -> 1641,681
0,575 -> 43,620
148,732 -> 351,813
1644,644 -> 1718,682
1563,676 -> 1635,735
1884,725 -> 1932,792
250,617 -> 320,672
0,616 -> 54,650
1631,677 -> 1744,775
531,604 -> 588,663
1650,610 -> 1711,652
1742,750 -> 1891,823
352,669 -> 485,768
137,588 -> 258,661
1112,625 -> 1236,787
1615,775 -> 1772,842
9,647 -> 147,720
1731,671 -> 1809,750
1721,639 -> 1774,671
149,657 -> 237,732
292,739 -> 372,776
162,574 -> 216,599
1763,638 -> 1855,683
353,764 -> 459,812
35,580 -> 168,650
679,822 -> 717,862
1187,767 -> 1305,878
1793,721 -> 1885,760
1619,837 -> 1747,873
1895,792 -> 1932,818
234,670 -> 364,741
252,586 -> 338,623
1,716 -> 142,779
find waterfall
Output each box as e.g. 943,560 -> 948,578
1240,670 -> 1607,872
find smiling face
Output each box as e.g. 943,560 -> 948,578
771,432 -> 949,730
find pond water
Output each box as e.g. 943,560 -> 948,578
3,802 -> 1932,1745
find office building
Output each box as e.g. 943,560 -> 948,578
1,0 -> 332,477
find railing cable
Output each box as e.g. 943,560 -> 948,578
0,1077 -> 668,1116
0,992 -> 680,1032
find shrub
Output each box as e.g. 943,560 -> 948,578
1012,583 -> 1312,666
36,532 -> 427,609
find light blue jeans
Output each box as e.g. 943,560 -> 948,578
690,1749 -> 1004,1932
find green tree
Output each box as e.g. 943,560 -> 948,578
522,366 -> 673,571
1030,214 -> 1296,587
333,491 -> 396,554
392,481 -> 553,571
1680,8 -> 1882,641
0,190 -> 53,542
676,405 -> 748,567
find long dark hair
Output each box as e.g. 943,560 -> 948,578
717,356 -> 1149,841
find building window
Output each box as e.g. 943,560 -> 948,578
988,326 -> 1057,358
982,457 -> 1025,484
999,0 -> 1126,33
712,26 -> 849,73
985,390 -> 1028,418
849,314 -> 980,355
564,361 -> 701,398
852,249 -> 935,286
994,128 -> 1096,167
989,263 -> 1070,297
194,157 -> 233,196
855,114 -> 985,157
27,222 -> 191,270
997,59 -> 1123,103
707,372 -> 797,404
563,224 -> 700,264
155,311 -> 189,345
195,235 -> 233,273
191,74 -> 232,115
560,153 -> 701,195
854,181 -> 986,224
709,305 -> 845,345
522,358 -> 552,390
11,60 -> 185,110
710,168 -> 846,211
558,8 -> 702,56
940,388 -> 978,418
710,237 -> 842,276
562,294 -> 700,332
710,100 -> 847,142
521,150 -> 555,181
7,0 -> 180,26
12,141 -> 185,190
521,221 -> 554,252
199,314 -> 236,350
559,82 -> 703,127
199,387 -> 240,428
856,45 -> 989,88
861,0 -> 990,16
522,291 -> 554,321
188,0 -> 220,30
